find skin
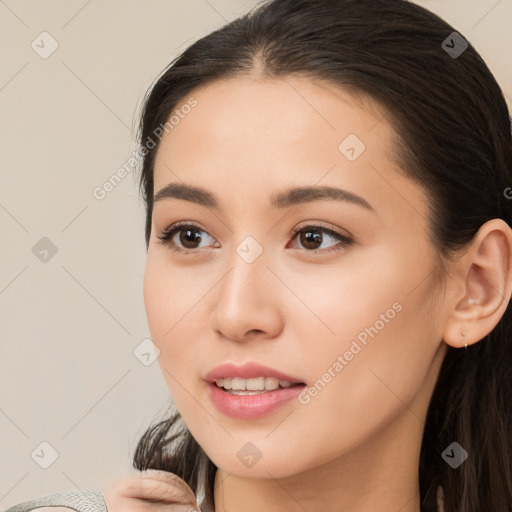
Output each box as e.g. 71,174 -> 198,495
141,75 -> 512,512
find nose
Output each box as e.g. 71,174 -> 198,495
210,245 -> 284,343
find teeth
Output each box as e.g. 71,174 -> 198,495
215,377 -> 297,391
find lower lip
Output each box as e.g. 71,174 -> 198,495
206,381 -> 306,419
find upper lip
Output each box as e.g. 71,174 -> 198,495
204,362 -> 305,384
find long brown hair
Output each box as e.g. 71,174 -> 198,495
132,1 -> 512,510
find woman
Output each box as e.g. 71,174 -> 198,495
5,0 -> 511,511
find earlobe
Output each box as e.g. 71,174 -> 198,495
442,219 -> 512,349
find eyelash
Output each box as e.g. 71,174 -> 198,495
156,221 -> 354,255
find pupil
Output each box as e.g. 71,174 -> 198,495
180,228 -> 201,248
301,230 -> 322,249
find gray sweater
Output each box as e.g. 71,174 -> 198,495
2,490 -> 107,512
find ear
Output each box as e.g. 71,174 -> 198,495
443,218 -> 512,349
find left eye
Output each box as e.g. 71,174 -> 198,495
156,222 -> 353,254
288,224 -> 353,252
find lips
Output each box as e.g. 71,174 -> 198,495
203,361 -> 306,384
206,380 -> 306,419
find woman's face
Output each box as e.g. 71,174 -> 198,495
143,75 -> 448,478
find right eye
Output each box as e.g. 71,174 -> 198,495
157,222 -> 219,254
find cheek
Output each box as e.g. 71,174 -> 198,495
281,254 -> 407,358
291,300 -> 434,467
284,253 -> 437,447
143,258 -> 172,342
142,254 -> 212,393
143,253 -> 204,340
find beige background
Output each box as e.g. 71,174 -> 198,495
0,0 -> 511,506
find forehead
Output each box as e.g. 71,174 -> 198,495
158,75 -> 389,153
152,75 -> 428,227
155,76 -> 389,174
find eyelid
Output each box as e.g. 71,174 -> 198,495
290,221 -> 353,240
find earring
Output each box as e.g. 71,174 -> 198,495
461,330 -> 468,349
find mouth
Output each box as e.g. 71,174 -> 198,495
214,377 -> 306,395
206,379 -> 307,419
203,362 -> 307,418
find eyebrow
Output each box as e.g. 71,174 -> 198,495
153,182 -> 374,212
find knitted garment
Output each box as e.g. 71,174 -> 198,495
2,490 -> 107,512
